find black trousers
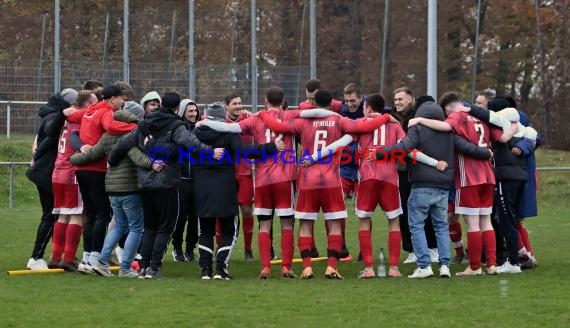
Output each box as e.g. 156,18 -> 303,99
76,171 -> 111,254
494,180 -> 525,265
140,188 -> 179,271
30,185 -> 57,259
399,171 -> 437,252
198,215 -> 239,274
172,179 -> 198,253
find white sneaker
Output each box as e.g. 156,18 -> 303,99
497,261 -> 522,274
27,258 -> 48,270
430,249 -> 439,263
91,260 -> 114,277
408,266 -> 434,279
403,252 -> 417,264
77,261 -> 96,275
439,265 -> 451,278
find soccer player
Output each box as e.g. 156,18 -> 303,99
47,91 -> 94,271
224,93 -> 256,261
199,86 -> 336,278
259,90 -> 392,279
409,92 -> 518,276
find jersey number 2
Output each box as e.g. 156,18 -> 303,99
474,123 -> 487,147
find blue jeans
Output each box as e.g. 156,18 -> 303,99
100,194 -> 144,271
407,187 -> 451,268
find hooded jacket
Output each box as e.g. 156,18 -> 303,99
26,93 -> 70,192
191,125 -> 278,218
70,110 -> 152,193
378,102 -> 491,190
108,107 -> 211,190
178,99 -> 201,179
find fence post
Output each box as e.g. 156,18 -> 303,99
9,163 -> 14,208
6,101 -> 11,139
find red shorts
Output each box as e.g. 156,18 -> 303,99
355,180 -> 402,219
52,183 -> 83,215
341,178 -> 358,198
253,181 -> 295,217
295,187 -> 347,220
455,184 -> 494,215
236,175 -> 254,206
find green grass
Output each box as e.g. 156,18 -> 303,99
1,135 -> 570,327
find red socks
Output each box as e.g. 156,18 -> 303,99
482,230 -> 496,267
281,229 -> 294,269
242,216 -> 254,251
467,231 -> 482,270
358,230 -> 373,267
327,234 -> 343,268
449,222 -> 465,255
388,231 -> 402,267
518,222 -> 533,253
258,231 -> 271,268
63,224 -> 83,264
298,236 -> 313,268
51,221 -> 68,262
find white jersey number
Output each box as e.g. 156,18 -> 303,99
372,124 -> 386,146
57,126 -> 68,154
474,123 -> 487,147
313,130 -> 328,153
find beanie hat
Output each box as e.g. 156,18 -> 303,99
123,101 -> 145,120
415,95 -> 435,110
161,92 -> 181,110
140,91 -> 161,107
205,102 -> 227,122
487,98 -> 510,112
178,99 -> 197,118
60,88 -> 78,105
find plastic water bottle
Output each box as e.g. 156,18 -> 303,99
377,247 -> 387,277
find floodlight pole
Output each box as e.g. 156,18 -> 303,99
123,0 -> 130,82
427,0 -> 437,98
54,0 -> 60,93
188,0 -> 195,99
251,0 -> 258,111
310,0 -> 316,79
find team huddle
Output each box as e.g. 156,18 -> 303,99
25,78 -> 539,280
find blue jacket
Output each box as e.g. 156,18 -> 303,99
517,110 -> 538,218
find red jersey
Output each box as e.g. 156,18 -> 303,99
227,111 -> 253,176
260,112 -> 389,190
355,116 -> 405,185
68,102 -> 136,172
446,111 -> 503,187
238,108 -> 299,187
52,120 -> 80,185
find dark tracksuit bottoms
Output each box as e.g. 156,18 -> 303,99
76,170 -> 111,254
198,216 -> 239,273
140,188 -> 180,271
172,179 -> 198,253
494,181 -> 526,266
30,185 -> 57,259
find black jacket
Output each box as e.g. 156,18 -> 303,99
108,108 -> 211,190
26,94 -> 70,192
191,125 -> 278,218
468,106 -> 528,182
377,102 -> 492,190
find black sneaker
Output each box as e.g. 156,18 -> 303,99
244,249 -> 254,262
184,251 -> 195,262
47,259 -> 61,269
144,268 -> 163,279
172,249 -> 186,262
138,267 -> 148,279
339,246 -> 350,259
520,257 -> 537,270
201,268 -> 212,280
58,260 -> 77,272
310,247 -> 320,258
